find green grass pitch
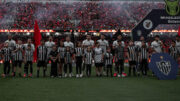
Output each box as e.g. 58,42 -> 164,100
0,63 -> 180,101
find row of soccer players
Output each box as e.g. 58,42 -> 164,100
0,34 -> 179,77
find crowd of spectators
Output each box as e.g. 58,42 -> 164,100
0,1 -> 178,30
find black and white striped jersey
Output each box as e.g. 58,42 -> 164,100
1,47 -> 12,61
127,46 -> 137,61
115,46 -> 125,61
84,52 -> 93,65
104,52 -> 113,65
169,46 -> 178,60
37,45 -> 47,61
139,47 -> 148,60
25,49 -> 34,62
14,44 -> 23,61
58,47 -> 65,59
75,47 -> 83,57
94,47 -> 103,63
65,51 -> 73,63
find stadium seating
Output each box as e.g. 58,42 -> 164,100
0,2 -> 178,30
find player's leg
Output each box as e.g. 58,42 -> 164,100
29,61 -> 33,77
37,61 -> 41,77
64,63 -> 67,77
18,61 -> 22,77
69,63 -> 72,77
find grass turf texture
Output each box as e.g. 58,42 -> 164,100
0,63 -> 180,101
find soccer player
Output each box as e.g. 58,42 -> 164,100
82,34 -> 94,76
24,45 -> 34,77
64,46 -> 74,77
175,36 -> 180,53
104,47 -> 113,77
5,34 -> 16,50
37,40 -> 47,77
64,36 -> 74,49
112,34 -> 125,76
115,41 -> 125,77
139,41 -> 149,76
82,34 -> 94,51
97,34 -> 109,75
135,36 -> 148,76
127,40 -> 137,76
13,39 -> 23,77
94,42 -> 104,77
1,42 -> 12,77
5,35 -> 16,76
97,34 -> 109,53
58,40 -> 65,78
112,35 -> 125,48
23,38 -> 35,51
151,35 -> 163,53
75,41 -> 83,78
49,45 -> 59,78
169,41 -> 178,61
84,46 -> 93,77
45,36 -> 55,61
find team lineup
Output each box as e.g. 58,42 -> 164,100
0,34 -> 179,78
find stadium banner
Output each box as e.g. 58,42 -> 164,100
148,53 -> 178,80
132,0 -> 180,41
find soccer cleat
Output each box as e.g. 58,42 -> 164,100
29,73 -> 32,77
69,73 -> 72,78
122,72 -> 127,76
113,73 -> 117,77
80,74 -> 83,78
64,74 -> 67,78
118,74 -> 121,77
76,74 -> 79,78
2,74 -> 6,78
24,74 -> 26,77
103,72 -> 107,76
121,74 -> 125,77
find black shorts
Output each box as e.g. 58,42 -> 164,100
95,63 -> 103,67
116,59 -> 124,66
14,61 -> 22,67
37,61 -> 46,67
59,58 -> 65,63
129,61 -> 136,66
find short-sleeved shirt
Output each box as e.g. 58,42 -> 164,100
113,40 -> 125,48
64,41 -> 74,49
151,40 -> 162,53
97,39 -> 109,53
94,47 -> 103,63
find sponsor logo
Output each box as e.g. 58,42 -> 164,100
165,0 -> 180,16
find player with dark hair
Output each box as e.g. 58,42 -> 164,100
37,40 -> 47,77
49,45 -> 59,78
24,44 -> 34,77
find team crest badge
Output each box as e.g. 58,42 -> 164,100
143,19 -> 153,30
156,60 -> 171,76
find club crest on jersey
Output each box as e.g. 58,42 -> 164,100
156,60 -> 171,75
